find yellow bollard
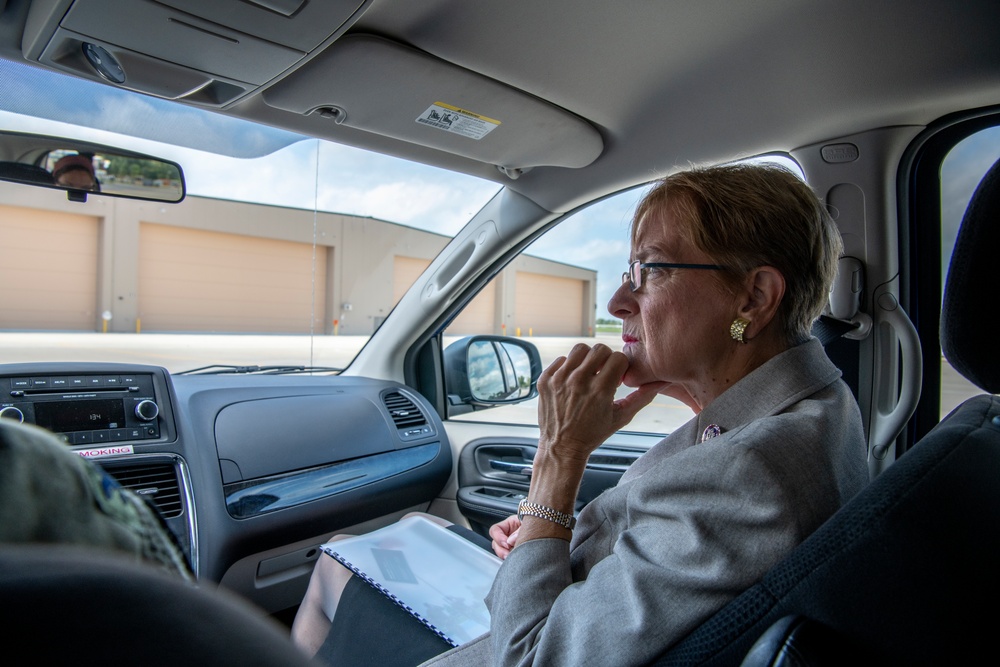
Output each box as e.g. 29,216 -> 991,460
529,328 -> 533,337
136,318 -> 141,334
333,319 -> 339,335
516,327 -> 521,337
102,320 -> 107,333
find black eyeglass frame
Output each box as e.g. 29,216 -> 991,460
623,260 -> 726,292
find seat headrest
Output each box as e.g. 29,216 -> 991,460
941,156 -> 1000,394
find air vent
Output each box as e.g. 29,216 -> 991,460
101,462 -> 183,518
383,392 -> 427,429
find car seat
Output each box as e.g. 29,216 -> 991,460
0,545 -> 319,666
0,160 -> 54,184
653,156 -> 1000,666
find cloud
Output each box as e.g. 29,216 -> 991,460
0,59 -> 303,157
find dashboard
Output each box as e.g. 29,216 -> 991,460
0,362 -> 452,612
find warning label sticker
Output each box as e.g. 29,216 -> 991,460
415,102 -> 500,140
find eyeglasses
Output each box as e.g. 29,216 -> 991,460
622,260 -> 725,292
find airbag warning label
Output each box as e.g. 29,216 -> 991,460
416,102 -> 500,140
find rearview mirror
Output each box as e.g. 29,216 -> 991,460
0,130 -> 185,203
444,336 -> 543,412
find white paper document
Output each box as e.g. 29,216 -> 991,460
321,515 -> 502,646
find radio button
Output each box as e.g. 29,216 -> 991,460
30,378 -> 50,388
0,406 -> 25,422
50,377 -> 69,389
92,430 -> 111,442
109,429 -> 127,441
104,377 -> 122,387
73,432 -> 93,444
68,377 -> 87,388
135,400 -> 159,421
11,378 -> 30,389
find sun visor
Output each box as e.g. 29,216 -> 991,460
262,34 -> 604,173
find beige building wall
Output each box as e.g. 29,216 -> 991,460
514,271 -> 585,337
138,223 -> 327,333
0,181 -> 596,336
0,203 -> 99,330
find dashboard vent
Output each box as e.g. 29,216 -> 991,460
383,392 -> 427,429
101,462 -> 183,519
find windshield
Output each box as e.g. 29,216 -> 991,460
0,60 -> 501,373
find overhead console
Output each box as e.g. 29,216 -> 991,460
20,0 -> 370,106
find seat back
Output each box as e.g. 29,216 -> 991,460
655,157 -> 1000,666
0,545 -> 318,666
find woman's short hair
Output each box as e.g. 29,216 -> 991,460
633,162 -> 842,345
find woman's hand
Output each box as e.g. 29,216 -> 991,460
489,515 -> 521,559
536,343 -> 664,461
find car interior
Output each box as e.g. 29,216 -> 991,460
0,0 -> 998,664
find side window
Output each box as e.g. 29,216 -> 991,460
444,184 -> 697,434
938,126 -> 1000,415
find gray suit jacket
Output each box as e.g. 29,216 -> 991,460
425,338 -> 866,666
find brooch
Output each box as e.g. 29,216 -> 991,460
701,424 -> 722,442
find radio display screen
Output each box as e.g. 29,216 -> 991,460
34,399 -> 127,433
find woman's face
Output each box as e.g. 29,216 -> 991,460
608,206 -> 739,397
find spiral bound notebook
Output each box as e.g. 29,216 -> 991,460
320,515 -> 503,646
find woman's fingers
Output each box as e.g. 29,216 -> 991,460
537,344 -> 635,459
489,515 -> 522,559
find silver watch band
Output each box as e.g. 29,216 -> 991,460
517,498 -> 576,529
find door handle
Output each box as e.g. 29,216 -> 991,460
489,459 -> 533,476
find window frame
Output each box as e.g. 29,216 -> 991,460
900,106 -> 1000,444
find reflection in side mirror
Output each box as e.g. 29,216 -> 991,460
444,336 -> 543,411
468,339 -> 533,401
0,130 -> 185,203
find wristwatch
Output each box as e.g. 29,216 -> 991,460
517,498 -> 576,530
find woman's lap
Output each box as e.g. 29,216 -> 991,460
316,575 -> 453,666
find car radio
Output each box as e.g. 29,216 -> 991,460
1,371 -> 162,445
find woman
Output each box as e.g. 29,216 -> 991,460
292,163 -> 867,666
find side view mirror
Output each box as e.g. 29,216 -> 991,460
0,130 -> 185,203
444,336 -> 543,413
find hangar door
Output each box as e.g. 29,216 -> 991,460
514,271 -> 584,336
138,223 -> 327,333
393,256 -> 495,334
0,206 -> 98,330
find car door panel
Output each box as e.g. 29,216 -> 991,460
445,422 -> 663,536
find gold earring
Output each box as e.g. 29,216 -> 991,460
730,317 -> 750,343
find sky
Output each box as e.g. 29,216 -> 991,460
3,58 -> 999,319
